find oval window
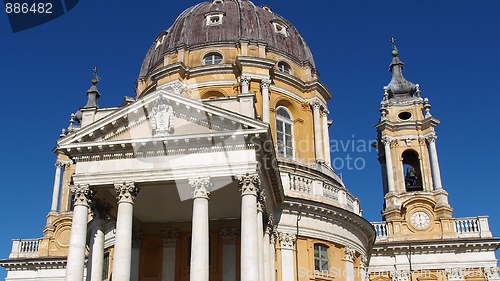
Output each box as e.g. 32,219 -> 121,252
398,111 -> 412,120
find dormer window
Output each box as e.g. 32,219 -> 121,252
271,20 -> 288,37
277,61 -> 291,74
212,0 -> 223,3
205,12 -> 224,26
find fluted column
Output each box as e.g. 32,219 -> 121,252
87,203 -> 107,281
50,160 -> 64,211
238,173 -> 260,281
241,76 -> 251,94
343,246 -> 355,281
112,182 -> 139,281
261,79 -> 271,123
311,101 -> 324,162
426,133 -> 443,190
321,109 -> 331,165
66,184 -> 93,281
381,136 -> 395,193
189,177 -> 212,281
279,232 -> 296,281
263,216 -> 274,281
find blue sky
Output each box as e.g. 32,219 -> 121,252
1,0 -> 499,278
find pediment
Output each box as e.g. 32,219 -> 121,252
57,89 -> 269,157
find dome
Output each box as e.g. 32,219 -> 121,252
139,0 -> 316,78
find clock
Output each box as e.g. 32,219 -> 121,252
410,211 -> 431,230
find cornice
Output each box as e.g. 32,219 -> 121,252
0,257 -> 69,270
375,117 -> 440,132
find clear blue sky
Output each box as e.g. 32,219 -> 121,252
1,0 -> 499,278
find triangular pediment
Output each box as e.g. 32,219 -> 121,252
57,89 -> 269,156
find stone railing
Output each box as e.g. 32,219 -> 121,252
371,216 -> 492,241
372,222 -> 390,241
9,238 -> 41,259
454,216 -> 492,238
282,171 -> 361,216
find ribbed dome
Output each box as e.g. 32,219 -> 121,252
139,0 -> 316,78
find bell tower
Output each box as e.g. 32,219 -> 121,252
375,41 -> 454,240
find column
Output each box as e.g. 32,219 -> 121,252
381,136 -> 396,193
87,203 -> 107,281
257,194 -> 265,281
311,101 -> 324,162
66,184 -> 93,281
261,79 -> 271,123
321,109 -> 331,165
359,255 -> 368,281
50,160 -> 64,211
343,246 -> 355,281
238,173 -> 260,281
162,232 -> 178,281
263,216 -> 274,281
112,182 -> 139,281
189,177 -> 212,281
278,232 -> 296,281
241,76 -> 251,94
426,133 -> 443,190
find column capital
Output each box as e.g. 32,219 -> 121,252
257,190 -> 267,212
237,173 -> 260,196
381,136 -> 393,145
278,232 -> 296,250
343,245 -> 356,262
446,268 -> 465,281
322,109 -> 330,116
189,177 -> 212,199
426,132 -> 437,143
260,78 -> 271,89
70,184 -> 93,207
485,267 -> 499,280
55,160 -> 65,168
114,182 -> 139,204
240,76 -> 251,86
391,270 -> 411,281
309,100 -> 321,110
360,255 -> 368,269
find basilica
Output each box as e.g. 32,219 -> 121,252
1,1 -> 499,281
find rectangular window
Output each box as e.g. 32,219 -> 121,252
314,244 -> 329,272
103,252 -> 110,280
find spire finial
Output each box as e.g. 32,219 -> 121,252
390,37 -> 398,57
92,66 -> 101,85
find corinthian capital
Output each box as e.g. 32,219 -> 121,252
278,232 -> 296,250
114,182 -> 139,203
310,100 -> 321,110
55,160 -> 65,168
70,184 -> 93,207
237,173 -> 260,196
240,76 -> 251,87
189,177 -> 212,199
260,79 -> 271,89
343,245 -> 356,262
426,132 -> 437,143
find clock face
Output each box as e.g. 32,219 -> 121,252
410,211 -> 431,230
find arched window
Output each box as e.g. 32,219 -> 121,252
402,150 -> 423,191
203,52 -> 223,65
276,106 -> 293,159
277,61 -> 291,74
314,243 -> 329,272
